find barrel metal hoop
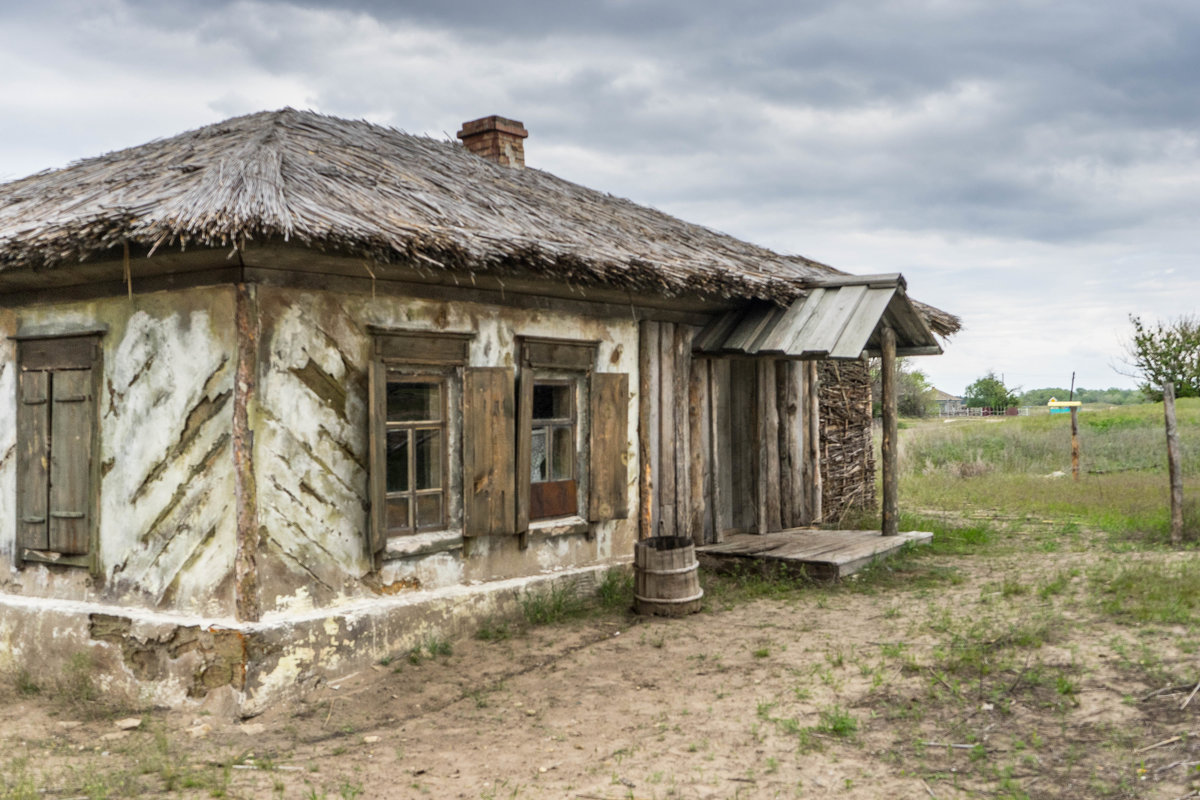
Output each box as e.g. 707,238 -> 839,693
639,564 -> 698,576
635,590 -> 704,605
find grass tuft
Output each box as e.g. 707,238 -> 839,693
520,581 -> 589,626
1090,559 -> 1200,625
814,706 -> 858,738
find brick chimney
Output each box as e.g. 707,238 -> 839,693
456,115 -> 529,168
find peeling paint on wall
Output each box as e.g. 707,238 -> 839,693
0,290 -> 238,613
89,613 -> 247,698
255,296 -> 372,611
101,304 -> 237,614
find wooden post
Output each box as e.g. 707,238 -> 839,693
760,360 -> 783,533
233,283 -> 262,622
659,323 -> 676,537
806,360 -> 822,524
1070,407 -> 1080,481
710,359 -> 731,541
688,355 -> 706,545
1164,381 -> 1184,545
638,322 -> 657,540
881,326 -> 899,536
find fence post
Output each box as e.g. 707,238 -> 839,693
881,326 -> 899,536
1070,407 -> 1080,481
1164,381 -> 1184,545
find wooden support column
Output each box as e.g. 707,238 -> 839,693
710,359 -> 731,541
638,321 -> 658,539
688,355 -> 707,545
1164,381 -> 1184,545
776,363 -> 794,528
659,323 -> 677,537
806,360 -> 822,524
673,325 -> 692,537
881,326 -> 899,537
760,360 -> 783,533
786,362 -> 806,526
233,283 -> 262,622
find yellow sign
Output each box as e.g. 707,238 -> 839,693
1048,397 -> 1082,414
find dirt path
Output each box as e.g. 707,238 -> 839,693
3,531 -> 1199,799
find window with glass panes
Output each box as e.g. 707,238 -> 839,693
529,380 -> 578,519
384,375 -> 446,534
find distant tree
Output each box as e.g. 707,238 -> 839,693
1121,315 -> 1200,401
870,358 -> 937,418
1017,387 -> 1068,406
1018,386 -> 1145,406
1078,387 -> 1144,405
963,370 -> 1018,409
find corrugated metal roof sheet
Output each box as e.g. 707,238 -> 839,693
694,273 -> 941,360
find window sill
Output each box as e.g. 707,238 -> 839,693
21,549 -> 90,569
383,530 -> 464,560
527,516 -> 591,538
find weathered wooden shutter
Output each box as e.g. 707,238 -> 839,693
514,369 -> 534,533
16,371 -> 50,552
48,369 -> 93,555
463,367 -> 516,537
367,357 -> 386,560
589,373 -> 630,521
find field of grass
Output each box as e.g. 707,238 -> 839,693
898,398 -> 1200,542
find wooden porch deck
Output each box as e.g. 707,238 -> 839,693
696,528 -> 932,581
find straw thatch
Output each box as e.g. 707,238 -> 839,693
0,109 -> 958,335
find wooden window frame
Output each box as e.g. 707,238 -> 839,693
13,331 -> 103,571
383,373 -> 449,536
368,330 -> 471,562
516,338 -> 598,529
529,378 -> 579,521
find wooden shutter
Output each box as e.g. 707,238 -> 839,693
514,369 -> 534,533
463,367 -> 516,537
16,370 -> 50,552
589,372 -> 630,521
367,357 -> 386,560
48,369 -> 93,555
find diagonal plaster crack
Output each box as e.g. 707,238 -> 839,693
265,533 -> 336,595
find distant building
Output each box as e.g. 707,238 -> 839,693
933,388 -> 964,416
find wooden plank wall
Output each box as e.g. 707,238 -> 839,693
638,321 -> 698,540
638,320 -> 821,543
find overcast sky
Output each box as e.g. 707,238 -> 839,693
2,0 -> 1198,397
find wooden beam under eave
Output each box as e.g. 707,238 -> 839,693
880,325 -> 899,537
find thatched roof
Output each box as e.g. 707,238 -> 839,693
0,109 -> 959,335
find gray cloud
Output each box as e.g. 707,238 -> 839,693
3,0 -> 1200,392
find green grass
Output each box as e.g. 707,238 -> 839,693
814,706 -> 857,738
903,473 -> 1200,542
519,580 -> 593,626
1091,558 -> 1200,625
595,567 -> 634,611
903,398 -> 1200,478
898,401 -> 1200,542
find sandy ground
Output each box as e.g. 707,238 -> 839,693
3,533 -> 1199,799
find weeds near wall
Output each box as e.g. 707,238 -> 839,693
519,580 -> 590,626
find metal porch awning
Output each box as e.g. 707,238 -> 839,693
694,273 -> 941,359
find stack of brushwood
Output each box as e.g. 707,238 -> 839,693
818,360 -> 876,522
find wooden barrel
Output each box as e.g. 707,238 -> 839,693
634,536 -> 703,616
